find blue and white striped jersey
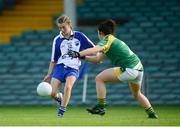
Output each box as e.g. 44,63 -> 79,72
51,31 -> 94,70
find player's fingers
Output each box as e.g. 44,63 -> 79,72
43,76 -> 50,82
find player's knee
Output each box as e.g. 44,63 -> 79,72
64,85 -> 72,92
132,91 -> 141,99
96,74 -> 103,83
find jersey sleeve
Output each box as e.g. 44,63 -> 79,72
97,40 -> 108,53
51,37 -> 61,63
97,40 -> 106,47
97,35 -> 116,53
78,32 -> 95,51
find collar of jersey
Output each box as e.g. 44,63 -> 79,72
103,34 -> 114,40
59,30 -> 74,40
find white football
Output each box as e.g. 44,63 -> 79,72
37,82 -> 52,96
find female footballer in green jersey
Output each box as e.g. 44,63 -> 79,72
68,19 -> 158,118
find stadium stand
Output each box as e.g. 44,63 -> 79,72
0,0 -> 4,13
0,0 -> 180,105
0,0 -> 15,13
0,0 -> 63,42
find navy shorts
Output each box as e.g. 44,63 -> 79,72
51,64 -> 79,83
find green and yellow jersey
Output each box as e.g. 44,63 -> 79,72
98,34 -> 143,71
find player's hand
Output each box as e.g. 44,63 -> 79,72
67,50 -> 85,59
67,50 -> 80,58
43,74 -> 51,83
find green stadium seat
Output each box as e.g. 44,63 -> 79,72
0,0 -> 4,11
169,72 -> 180,77
1,46 -> 16,53
24,34 -> 39,41
7,53 -> 22,60
161,95 -> 177,102
39,33 -> 52,40
15,60 -> 30,66
173,89 -> 180,95
22,30 -> 36,36
145,66 -> 160,73
151,100 -> 164,105
10,68 -> 26,74
161,66 -> 177,73
26,67 -> 41,74
38,52 -> 51,60
0,60 -> 13,66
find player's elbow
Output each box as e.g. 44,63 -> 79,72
94,59 -> 102,64
51,61 -> 57,65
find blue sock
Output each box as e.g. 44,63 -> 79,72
58,106 -> 66,116
57,93 -> 63,105
57,97 -> 62,105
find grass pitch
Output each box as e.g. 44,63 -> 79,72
0,106 -> 180,126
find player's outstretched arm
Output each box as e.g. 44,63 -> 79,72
85,53 -> 106,64
79,45 -> 103,56
67,45 -> 106,64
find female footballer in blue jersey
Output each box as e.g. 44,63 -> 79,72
43,15 -> 94,117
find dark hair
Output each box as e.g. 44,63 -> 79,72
98,19 -> 116,35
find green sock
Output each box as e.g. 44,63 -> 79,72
97,98 -> 106,108
145,107 -> 155,115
